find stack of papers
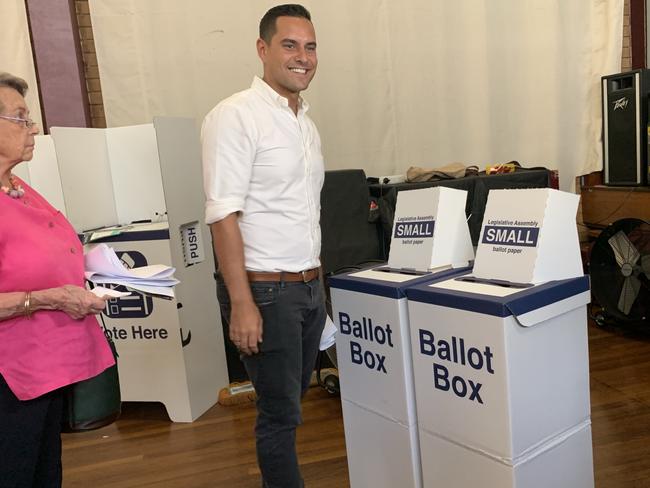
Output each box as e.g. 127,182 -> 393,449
85,243 -> 179,299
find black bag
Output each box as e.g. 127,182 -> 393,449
61,337 -> 121,432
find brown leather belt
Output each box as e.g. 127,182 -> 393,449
247,267 -> 320,283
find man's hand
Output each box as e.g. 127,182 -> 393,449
210,215 -> 263,355
229,301 -> 263,355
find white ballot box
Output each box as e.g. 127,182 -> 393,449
329,266 -> 469,488
85,222 -> 227,422
405,276 -> 594,488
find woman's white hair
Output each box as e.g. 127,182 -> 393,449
0,72 -> 28,113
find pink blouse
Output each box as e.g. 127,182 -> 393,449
0,177 -> 115,400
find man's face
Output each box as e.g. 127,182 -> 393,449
0,87 -> 38,165
257,16 -> 318,100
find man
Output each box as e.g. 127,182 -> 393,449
201,5 -> 326,487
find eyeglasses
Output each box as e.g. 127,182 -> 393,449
0,115 -> 37,129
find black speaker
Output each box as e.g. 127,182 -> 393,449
602,69 -> 650,186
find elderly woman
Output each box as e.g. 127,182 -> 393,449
0,72 -> 115,487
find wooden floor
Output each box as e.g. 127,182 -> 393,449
62,319 -> 650,487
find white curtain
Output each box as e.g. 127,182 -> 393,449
0,0 -> 43,183
89,0 -> 623,191
0,0 -> 42,123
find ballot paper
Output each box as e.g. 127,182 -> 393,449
90,286 -> 133,298
85,243 -> 178,298
319,315 -> 337,351
123,283 -> 175,299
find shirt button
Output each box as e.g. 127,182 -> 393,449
70,247 -> 76,254
48,222 -> 54,228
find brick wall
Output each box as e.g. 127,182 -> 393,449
622,0 -> 632,71
75,0 -> 105,128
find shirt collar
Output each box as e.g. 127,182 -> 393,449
251,76 -> 310,113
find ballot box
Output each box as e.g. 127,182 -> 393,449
329,266 -> 469,488
405,275 -> 594,488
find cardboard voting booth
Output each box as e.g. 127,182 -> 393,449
22,119 -> 229,421
330,267 -> 468,488
387,187 -> 474,272
85,222 -> 227,422
473,188 -> 583,284
405,276 -> 594,488
49,117 -> 228,422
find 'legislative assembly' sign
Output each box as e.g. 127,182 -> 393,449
388,187 -> 474,272
473,188 -> 583,284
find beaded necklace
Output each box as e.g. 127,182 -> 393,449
1,174 -> 25,199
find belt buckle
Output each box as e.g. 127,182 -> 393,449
301,270 -> 308,282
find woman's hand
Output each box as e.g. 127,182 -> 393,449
0,285 -> 108,322
53,285 -> 108,319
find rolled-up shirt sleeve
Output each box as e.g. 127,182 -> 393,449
201,101 -> 256,224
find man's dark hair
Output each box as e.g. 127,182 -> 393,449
259,4 -> 312,43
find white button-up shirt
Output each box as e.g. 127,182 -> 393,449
202,77 -> 324,273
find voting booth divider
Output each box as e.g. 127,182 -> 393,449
330,186 -> 474,487
26,118 -> 228,422
13,135 -> 67,215
49,123 -> 166,231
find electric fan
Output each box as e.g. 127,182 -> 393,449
589,218 -> 650,324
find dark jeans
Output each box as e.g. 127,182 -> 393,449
217,277 -> 326,488
0,375 -> 63,488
